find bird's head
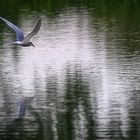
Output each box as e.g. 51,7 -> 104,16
29,42 -> 35,47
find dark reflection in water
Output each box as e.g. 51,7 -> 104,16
0,0 -> 140,140
56,66 -> 96,140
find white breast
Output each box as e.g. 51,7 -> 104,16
12,41 -> 23,45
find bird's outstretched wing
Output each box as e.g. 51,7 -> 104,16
23,19 -> 41,43
0,17 -> 24,41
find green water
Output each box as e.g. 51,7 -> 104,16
0,0 -> 140,140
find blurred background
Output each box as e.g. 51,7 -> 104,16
0,0 -> 140,140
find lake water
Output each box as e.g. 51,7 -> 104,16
0,1 -> 140,140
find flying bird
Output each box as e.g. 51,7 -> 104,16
0,17 -> 41,47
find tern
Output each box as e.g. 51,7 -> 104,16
0,17 -> 41,47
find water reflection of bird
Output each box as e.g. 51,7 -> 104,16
16,96 -> 34,119
17,97 -> 26,119
0,17 -> 41,47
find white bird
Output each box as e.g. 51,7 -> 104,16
0,17 -> 41,47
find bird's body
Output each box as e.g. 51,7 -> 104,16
0,17 -> 41,47
12,41 -> 33,47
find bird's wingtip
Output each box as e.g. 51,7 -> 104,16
37,19 -> 42,25
0,16 -> 3,20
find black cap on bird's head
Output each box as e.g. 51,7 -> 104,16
29,42 -> 35,47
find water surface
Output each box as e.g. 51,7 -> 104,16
0,1 -> 140,140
